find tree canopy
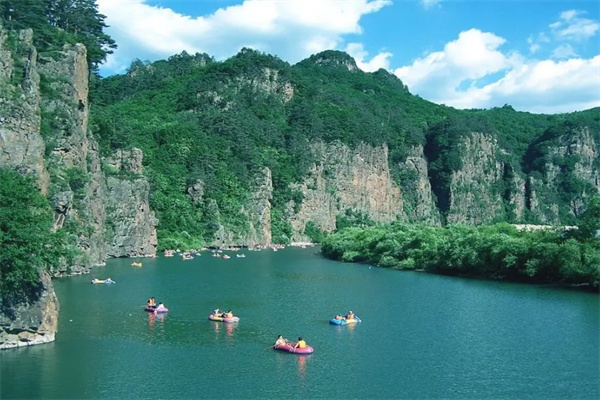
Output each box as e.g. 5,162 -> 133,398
0,168 -> 72,304
0,0 -> 116,71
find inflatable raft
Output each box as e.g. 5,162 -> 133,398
145,306 -> 169,313
329,316 -> 361,325
91,278 -> 115,284
273,343 -> 314,354
208,314 -> 239,323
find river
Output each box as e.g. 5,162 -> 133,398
1,246 -> 598,399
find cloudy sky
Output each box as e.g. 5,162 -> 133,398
97,0 -> 599,114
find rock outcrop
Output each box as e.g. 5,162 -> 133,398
397,145 -> 440,225
0,26 -> 157,350
0,29 -> 49,193
527,127 -> 600,223
105,148 -> 158,257
289,141 -> 405,240
0,272 -> 59,349
446,133 -> 508,224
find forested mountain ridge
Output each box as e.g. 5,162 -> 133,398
90,48 -> 599,248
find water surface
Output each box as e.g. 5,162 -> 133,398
1,247 -> 598,399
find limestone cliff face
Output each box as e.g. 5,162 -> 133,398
428,128 -> 598,226
104,148 -> 158,257
397,145 -> 440,225
289,141 -> 405,240
38,42 -> 108,272
528,127 -> 600,223
0,27 -> 157,350
186,167 -> 273,247
0,29 -> 49,193
0,272 -> 59,349
246,167 -> 273,245
446,133 -> 509,224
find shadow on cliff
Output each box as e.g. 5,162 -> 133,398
0,280 -> 44,320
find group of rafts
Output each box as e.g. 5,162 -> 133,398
272,311 -> 360,354
143,305 -> 360,355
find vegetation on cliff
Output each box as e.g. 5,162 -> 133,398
321,196 -> 600,289
0,0 -> 116,71
88,49 -> 599,248
0,168 -> 73,304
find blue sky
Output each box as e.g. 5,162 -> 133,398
97,0 -> 600,114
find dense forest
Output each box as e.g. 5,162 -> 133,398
321,196 -> 600,289
0,0 -> 599,306
89,49 -> 599,247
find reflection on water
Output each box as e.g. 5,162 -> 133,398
211,321 -> 237,339
297,355 -> 308,377
148,312 -> 166,331
226,322 -> 235,337
346,322 -> 356,334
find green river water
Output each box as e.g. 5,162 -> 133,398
1,246 -> 598,399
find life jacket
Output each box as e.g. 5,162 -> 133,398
298,340 -> 306,349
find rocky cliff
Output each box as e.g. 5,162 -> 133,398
0,272 -> 58,350
0,29 -> 49,193
431,128 -> 599,226
0,26 -> 157,349
289,140 -> 406,240
527,127 -> 600,223
104,148 -> 158,257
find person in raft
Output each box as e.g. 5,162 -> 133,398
212,309 -> 220,317
155,302 -> 166,311
345,311 -> 355,320
294,337 -> 307,350
334,314 -> 343,320
274,335 -> 288,347
147,297 -> 156,307
225,310 -> 234,318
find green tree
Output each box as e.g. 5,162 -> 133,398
576,196 -> 600,240
0,0 -> 116,70
0,168 -> 70,304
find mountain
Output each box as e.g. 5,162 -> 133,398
0,23 -> 598,348
91,48 -> 599,248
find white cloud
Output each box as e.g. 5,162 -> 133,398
550,10 -> 600,41
393,29 -> 600,113
527,33 -> 550,54
393,29 -> 511,103
421,0 -> 442,9
346,43 -> 392,72
97,0 -> 391,74
95,1 -> 599,113
551,44 -> 578,59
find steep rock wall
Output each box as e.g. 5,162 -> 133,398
0,28 -> 158,350
39,42 -> 109,272
528,128 -> 600,223
0,29 -> 49,193
0,272 -> 59,349
397,145 -> 440,225
289,141 -> 405,240
105,148 -> 158,257
446,133 -> 509,224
